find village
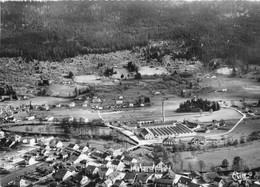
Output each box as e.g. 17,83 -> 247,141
0,90 -> 260,187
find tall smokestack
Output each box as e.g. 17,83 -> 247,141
162,101 -> 165,122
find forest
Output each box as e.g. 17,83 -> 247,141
1,1 -> 260,65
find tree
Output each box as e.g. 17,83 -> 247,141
198,160 -> 206,173
180,160 -> 184,172
232,156 -> 244,171
135,72 -> 142,79
188,162 -> 193,172
68,71 -> 74,78
222,159 -> 229,168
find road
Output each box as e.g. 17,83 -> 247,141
0,162 -> 44,186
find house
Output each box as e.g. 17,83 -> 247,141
135,173 -> 153,185
176,176 -> 192,187
110,160 -> 125,171
53,169 -> 68,181
140,162 -> 154,173
115,155 -> 124,161
67,143 -> 80,151
72,173 -> 90,186
191,136 -> 206,145
162,137 -> 176,146
91,151 -> 104,161
98,167 -> 114,180
131,163 -> 141,172
46,116 -> 54,122
154,178 -> 174,187
78,145 -> 89,153
85,165 -> 98,176
122,156 -> 137,165
140,128 -> 154,140
69,102 -> 76,108
56,141 -> 63,148
27,116 -> 35,121
0,130 -> 5,139
107,171 -> 126,185
112,180 -> 127,187
202,172 -> 219,183
15,134 -> 22,142
123,172 -> 136,184
154,161 -> 169,173
213,177 -> 225,187
116,100 -> 124,105
190,183 -> 203,187
28,156 -> 38,165
19,179 -> 32,187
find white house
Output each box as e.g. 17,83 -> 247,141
15,134 -> 22,142
154,161 -> 169,173
46,116 -> 54,122
80,176 -> 90,186
29,138 -> 36,146
69,102 -> 76,108
27,116 -> 35,121
28,157 -> 38,165
131,163 -> 141,172
20,179 -> 32,187
56,141 -> 63,148
0,130 -> 5,139
140,162 -> 154,173
63,170 -> 77,181
109,160 -> 125,171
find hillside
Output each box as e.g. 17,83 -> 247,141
1,1 -> 260,64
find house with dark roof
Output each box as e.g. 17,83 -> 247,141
72,173 -> 90,186
85,165 -> 98,176
122,156 -> 137,165
140,162 -> 154,173
112,179 -> 127,187
97,167 -> 113,180
140,128 -> 154,140
176,176 -> 192,187
202,172 -> 219,183
110,160 -> 125,171
190,136 -> 206,145
154,178 -> 174,187
162,137 -> 177,146
53,169 -> 68,181
123,172 -> 137,184
66,143 -> 80,151
135,173 -> 153,185
213,177 -> 225,187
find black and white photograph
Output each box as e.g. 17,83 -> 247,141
0,0 -> 260,186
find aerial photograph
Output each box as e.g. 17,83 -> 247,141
0,0 -> 260,186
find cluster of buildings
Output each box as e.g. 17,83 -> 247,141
0,137 -> 205,187
140,122 -> 196,140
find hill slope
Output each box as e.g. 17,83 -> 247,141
1,1 -> 260,64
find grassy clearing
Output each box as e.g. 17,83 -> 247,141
177,140 -> 260,171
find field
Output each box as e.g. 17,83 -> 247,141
178,140 -> 260,171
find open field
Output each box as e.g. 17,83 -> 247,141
226,119 -> 260,139
100,96 -> 242,123
178,140 -> 260,171
0,97 -> 71,108
200,75 -> 260,99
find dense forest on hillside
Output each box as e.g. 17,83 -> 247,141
1,1 -> 260,64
